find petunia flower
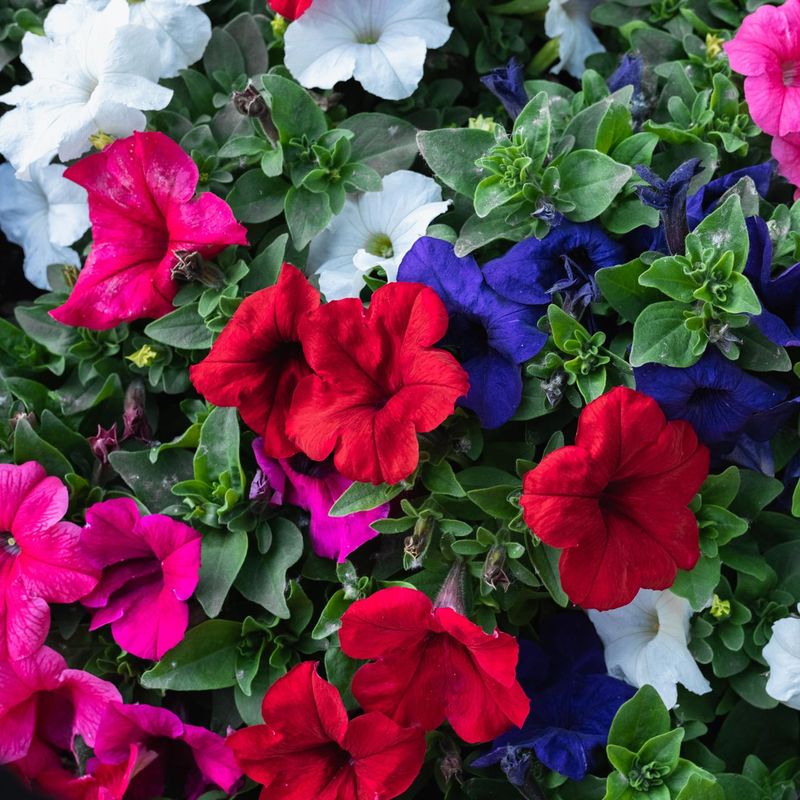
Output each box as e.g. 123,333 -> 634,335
482,222 -> 626,316
92,702 -> 241,800
545,0 -> 605,79
191,264 -> 319,459
634,348 -> 789,450
308,171 -> 450,301
0,646 -> 121,780
481,59 -> 529,119
0,462 -> 99,661
268,0 -> 313,20
287,281 -> 469,486
228,661 -> 425,800
398,236 -> 547,429
588,589 -> 712,709
521,387 -> 709,611
50,131 -> 248,330
763,606 -> 800,710
724,0 -> 800,136
473,614 -> 635,781
772,133 -> 800,200
0,160 -> 89,290
0,0 -> 172,178
339,586 -> 530,743
79,497 -> 201,660
45,0 -> 212,79
685,162 -> 774,228
283,0 -> 453,101
252,439 -> 388,563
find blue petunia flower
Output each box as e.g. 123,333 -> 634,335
397,237 -> 547,429
686,162 -> 774,228
473,614 -> 635,782
634,348 -> 791,449
480,58 -> 529,119
482,222 -> 626,316
607,54 -> 643,96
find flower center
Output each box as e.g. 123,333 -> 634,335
355,28 -> 381,45
1,533 -> 20,556
783,60 -> 800,87
364,233 -> 394,259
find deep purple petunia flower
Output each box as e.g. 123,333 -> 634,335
398,236 -> 547,429
480,58 -> 529,119
473,613 -> 634,782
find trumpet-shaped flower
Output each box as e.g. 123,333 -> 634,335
284,0 -> 452,100
0,160 -> 89,290
545,0 -> 605,79
308,171 -> 449,301
80,498 -> 201,660
0,0 -> 172,177
725,0 -> 800,137
50,131 -> 247,330
588,589 -> 711,709
0,462 -> 99,661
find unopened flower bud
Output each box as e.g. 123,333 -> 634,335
404,515 -> 435,570
271,13 -> 288,38
541,370 -> 567,407
249,469 -> 274,507
434,560 -> 466,614
438,738 -> 462,786
122,380 -> 152,443
9,411 -> 37,432
170,250 -> 224,289
232,84 -> 268,117
89,424 -> 119,466
482,544 -> 510,592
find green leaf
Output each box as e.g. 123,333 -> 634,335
140,620 -> 242,690
330,481 -> 405,516
285,186 -> 333,250
674,774 -> 724,800
342,113 -> 418,174
196,530 -> 249,618
109,448 -> 194,513
671,555 -> 722,611
529,542 -> 568,607
638,729 -> 684,770
194,406 -> 242,487
693,195 -> 749,269
13,419 -> 72,479
203,28 -> 245,85
701,467 -> 740,508
474,175 -> 520,219
630,301 -> 702,367
144,304 -> 213,350
608,685 -> 671,752
421,461 -> 465,497
558,150 -> 632,222
226,170 -> 287,223
261,73 -> 327,142
596,260 -> 663,323
312,589 -> 352,639
14,304 -> 79,355
417,128 -> 495,197
235,518 -> 304,618
513,92 -> 550,169
640,256 -> 699,303
737,325 -> 791,372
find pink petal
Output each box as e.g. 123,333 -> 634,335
0,462 -> 47,532
60,670 -> 122,748
94,702 -> 183,764
181,724 -> 242,793
81,498 -> 152,566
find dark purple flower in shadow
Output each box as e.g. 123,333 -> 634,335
608,54 -> 643,96
398,237 -> 547,429
481,58 -> 528,119
473,614 -> 634,782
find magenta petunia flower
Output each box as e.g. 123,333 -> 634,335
0,645 -> 121,780
93,702 -> 241,800
80,498 -> 201,660
0,462 -> 99,660
252,439 -> 389,562
772,133 -> 800,199
50,131 -> 248,330
725,0 -> 800,137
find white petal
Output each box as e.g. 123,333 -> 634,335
44,0 -> 112,41
377,0 -> 452,48
318,262 -> 370,301
27,162 -> 90,247
0,163 -> 47,245
545,0 -> 605,78
764,614 -> 800,710
352,33 -> 427,100
128,0 -> 212,78
20,236 -> 81,291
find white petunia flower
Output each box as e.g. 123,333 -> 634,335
545,0 -> 605,79
284,0 -> 453,101
0,0 -> 172,177
45,0 -> 212,79
0,160 -> 90,290
588,589 -> 711,709
307,170 -> 450,301
763,607 -> 800,710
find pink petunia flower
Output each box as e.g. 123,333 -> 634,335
93,702 -> 242,800
0,462 -> 99,660
772,132 -> 800,199
50,131 -> 248,330
80,498 -> 201,660
252,438 -> 389,562
0,646 -> 121,781
725,0 -> 800,136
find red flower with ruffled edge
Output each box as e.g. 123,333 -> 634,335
521,386 -> 709,611
226,661 -> 425,800
287,281 -> 469,485
51,131 -> 248,330
268,0 -> 313,20
190,264 -> 319,459
338,587 -> 529,743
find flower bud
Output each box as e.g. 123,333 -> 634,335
9,411 -> 37,432
437,738 -> 462,786
122,380 -> 153,443
170,250 -> 224,289
89,424 -> 119,466
482,544 -> 510,592
249,469 -> 274,507
434,559 -> 466,614
403,515 -> 435,570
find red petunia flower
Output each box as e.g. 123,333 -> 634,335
190,264 -> 320,459
287,282 -> 469,485
521,386 -> 709,611
51,131 -> 248,330
338,587 -> 529,743
268,0 -> 313,21
226,661 -> 425,800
